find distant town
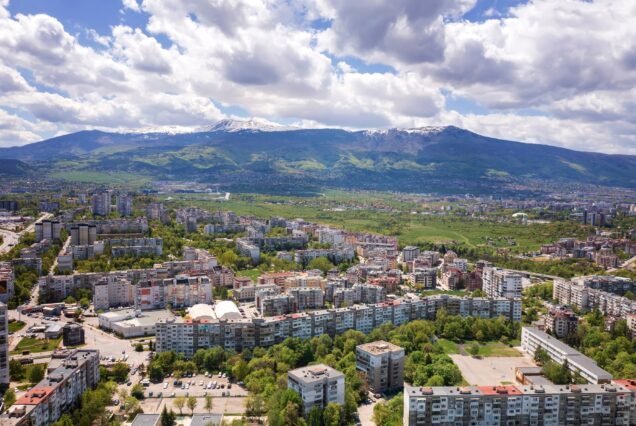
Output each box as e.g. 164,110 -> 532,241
0,182 -> 635,426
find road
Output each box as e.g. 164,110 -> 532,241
49,236 -> 71,275
0,212 -> 53,254
608,255 -> 636,273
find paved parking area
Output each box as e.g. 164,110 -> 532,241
143,373 -> 248,399
449,353 -> 536,385
138,396 -> 247,415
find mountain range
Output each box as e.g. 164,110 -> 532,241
1,120 -> 635,194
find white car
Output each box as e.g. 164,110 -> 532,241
163,383 -> 168,389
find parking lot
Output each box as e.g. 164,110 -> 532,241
142,372 -> 248,399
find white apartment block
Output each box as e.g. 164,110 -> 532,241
288,364 -> 345,413
93,277 -> 135,310
404,383 -> 636,426
482,267 -> 523,299
521,327 -> 612,384
356,341 -> 404,393
2,350 -> 100,426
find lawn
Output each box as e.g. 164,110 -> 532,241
436,338 -> 460,354
8,320 -> 26,333
11,337 -> 62,354
464,341 -> 522,357
236,268 -> 260,282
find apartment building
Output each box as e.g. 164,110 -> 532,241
109,237 -> 163,257
401,246 -> 420,262
39,255 -> 225,303
521,326 -> 612,384
117,194 -> 133,217
544,307 -> 579,338
0,302 -> 8,386
69,223 -> 97,246
0,262 -> 15,304
135,275 -> 213,310
333,288 -> 355,308
553,277 -> 636,317
236,239 -> 260,263
356,341 -> 404,393
409,268 -> 437,289
38,200 -> 59,212
91,191 -> 112,216
352,283 -> 386,304
35,220 -> 62,243
2,350 -> 99,426
157,295 -> 521,356
317,228 -> 345,246
288,364 -> 345,413
294,247 -> 355,266
93,277 -> 135,310
259,293 -> 295,316
289,287 -> 324,310
233,283 -> 279,303
482,267 -> 523,299
403,383 -> 635,426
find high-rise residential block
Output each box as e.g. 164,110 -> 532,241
288,364 -> 345,413
356,341 -> 404,393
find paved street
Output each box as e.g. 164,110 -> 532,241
0,212 -> 53,254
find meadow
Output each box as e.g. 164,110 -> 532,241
161,192 -> 588,253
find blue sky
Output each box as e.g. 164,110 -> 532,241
0,0 -> 634,154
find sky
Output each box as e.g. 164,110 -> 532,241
0,0 -> 635,154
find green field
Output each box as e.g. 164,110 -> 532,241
49,170 -> 151,187
236,268 -> 260,281
8,321 -> 26,333
162,192 -> 588,253
436,338 -> 460,354
11,337 -> 62,354
464,341 -> 522,357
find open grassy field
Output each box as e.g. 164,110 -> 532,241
436,338 -> 460,354
236,268 -> 260,281
162,192 -> 587,253
11,337 -> 62,354
463,341 -> 522,357
49,170 -> 151,187
8,320 -> 26,333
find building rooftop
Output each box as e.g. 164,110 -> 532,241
131,414 -> 160,426
357,340 -> 404,355
288,364 -> 344,385
190,414 -> 224,426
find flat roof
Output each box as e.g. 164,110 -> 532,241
289,364 -> 344,385
190,414 -> 224,426
357,340 -> 404,355
131,414 -> 159,426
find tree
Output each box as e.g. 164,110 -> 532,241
118,387 -> 129,402
135,343 -> 144,352
307,257 -> 335,273
160,406 -> 176,426
173,396 -> 186,415
111,361 -> 130,382
468,342 -> 480,357
534,347 -> 550,365
323,403 -> 341,426
9,359 -> 24,381
204,394 -> 213,413
124,396 -> 141,416
307,406 -> 322,426
27,364 -> 45,384
131,383 -> 145,400
187,396 -> 198,415
4,387 -> 16,408
52,414 -> 74,426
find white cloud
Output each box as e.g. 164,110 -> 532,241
0,0 -> 633,156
